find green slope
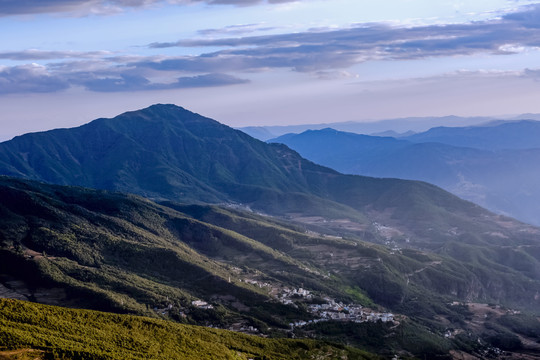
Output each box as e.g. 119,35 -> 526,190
3,177 -> 540,358
0,298 -> 376,360
0,176 -> 327,328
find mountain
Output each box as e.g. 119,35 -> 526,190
0,105 -> 540,358
3,176 -> 540,358
269,128 -> 411,174
270,127 -> 540,226
513,113 -> 540,121
4,105 -> 540,357
0,104 -> 532,247
237,115 -> 500,141
0,104 -> 369,218
0,177 -> 467,357
403,120 -> 540,150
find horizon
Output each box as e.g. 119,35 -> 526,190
3,1 -> 540,139
2,102 -> 540,142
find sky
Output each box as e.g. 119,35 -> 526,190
2,0 -> 540,140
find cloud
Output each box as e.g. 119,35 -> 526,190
0,0 -> 111,16
0,0 -> 299,16
173,73 -> 249,87
503,3 -> 540,28
0,51 -> 248,94
0,64 -> 69,93
195,0 -> 297,5
314,70 -> 359,80
0,50 -> 112,61
75,72 -> 248,92
197,23 -> 277,36
5,3 -> 540,95
146,4 -> 540,73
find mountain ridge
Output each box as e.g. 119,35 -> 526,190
238,115 -> 510,141
403,120 -> 540,150
2,104 -> 540,259
0,104 -> 502,239
270,125 -> 540,226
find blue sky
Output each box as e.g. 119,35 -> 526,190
2,0 -> 540,140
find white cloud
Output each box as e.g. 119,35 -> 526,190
0,63 -> 70,93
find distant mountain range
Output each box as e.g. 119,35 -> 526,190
405,120 -> 540,150
270,121 -> 540,226
239,114 -> 540,141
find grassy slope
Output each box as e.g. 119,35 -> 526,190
0,298 -> 376,360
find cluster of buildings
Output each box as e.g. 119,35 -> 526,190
278,287 -> 313,305
289,302 -> 395,329
191,300 -> 214,309
163,275 -> 396,334
301,301 -> 394,327
152,299 -> 214,317
240,278 -> 270,288
153,303 -> 174,316
274,286 -> 395,328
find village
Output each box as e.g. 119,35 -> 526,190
153,276 -> 396,335
239,277 -> 396,329
275,285 -> 395,328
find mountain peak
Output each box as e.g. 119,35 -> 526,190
112,103 -> 213,124
140,103 -> 191,115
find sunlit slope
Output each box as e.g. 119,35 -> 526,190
0,298 -> 376,360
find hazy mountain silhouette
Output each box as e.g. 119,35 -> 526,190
239,115 -> 504,141
271,124 -> 540,225
403,120 -> 540,150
